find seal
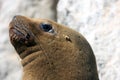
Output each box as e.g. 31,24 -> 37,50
9,15 -> 99,80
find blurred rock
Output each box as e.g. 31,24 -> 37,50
57,0 -> 120,80
0,53 -> 22,80
17,0 -> 58,21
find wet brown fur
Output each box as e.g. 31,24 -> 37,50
9,16 -> 99,80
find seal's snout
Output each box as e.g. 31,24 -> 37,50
9,15 -> 36,51
12,15 -> 19,20
11,15 -> 28,24
12,15 -> 21,21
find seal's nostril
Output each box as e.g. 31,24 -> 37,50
12,15 -> 20,20
12,15 -> 17,20
13,16 -> 16,19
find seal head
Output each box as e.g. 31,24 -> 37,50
9,15 -> 99,80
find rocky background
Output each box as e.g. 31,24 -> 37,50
0,0 -> 120,80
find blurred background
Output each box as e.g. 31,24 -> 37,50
0,0 -> 120,80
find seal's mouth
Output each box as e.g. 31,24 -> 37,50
9,26 -> 33,47
9,16 -> 36,55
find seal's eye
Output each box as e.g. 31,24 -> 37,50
40,23 -> 53,32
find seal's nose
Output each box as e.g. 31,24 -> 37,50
12,15 -> 19,21
12,15 -> 23,21
12,15 -> 20,20
13,15 -> 17,19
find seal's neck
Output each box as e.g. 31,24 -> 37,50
21,49 -> 80,80
22,51 -> 54,80
21,48 -> 99,80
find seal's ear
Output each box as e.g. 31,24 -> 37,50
63,35 -> 72,42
